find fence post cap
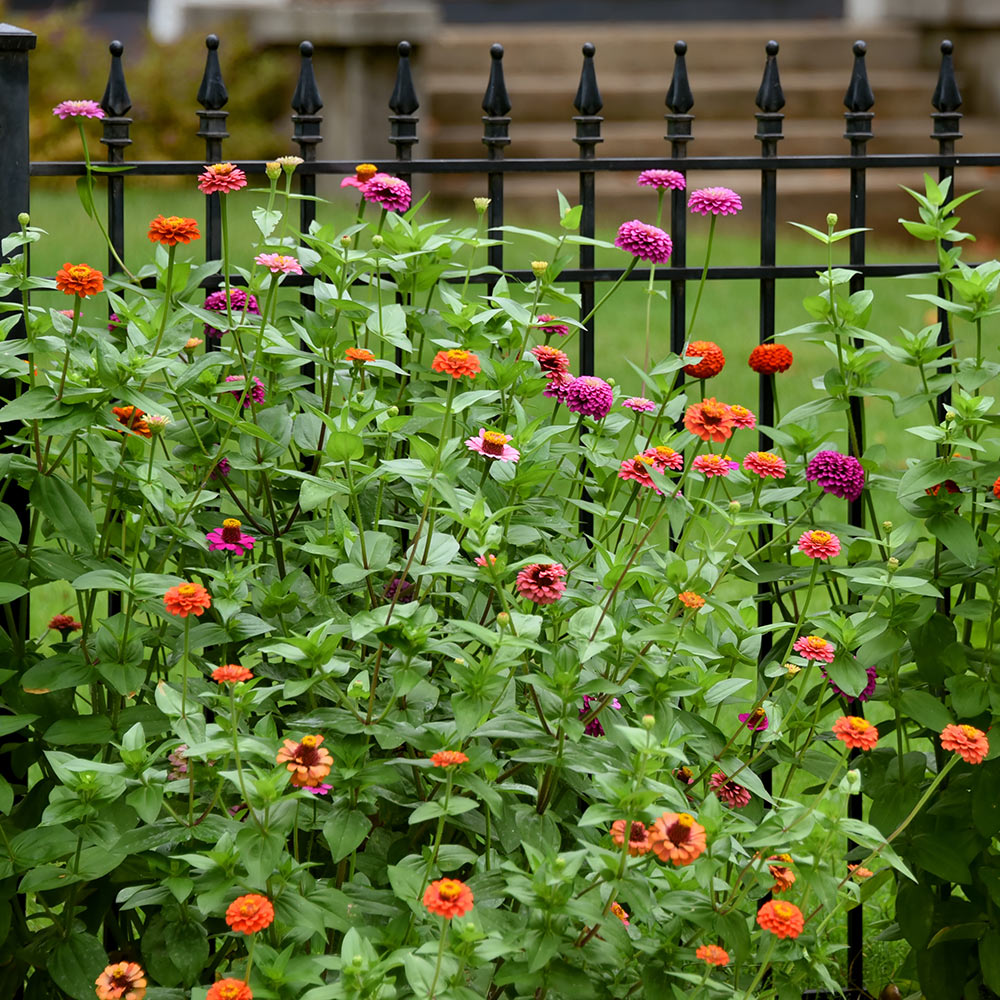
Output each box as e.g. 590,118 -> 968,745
0,23 -> 36,50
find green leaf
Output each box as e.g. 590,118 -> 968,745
899,690 -> 953,732
326,432 -> 364,462
252,206 -> 283,239
48,931 -> 108,1000
43,715 -> 114,745
0,386 -> 70,422
926,512 -> 979,567
0,502 -> 23,543
31,476 -> 96,553
75,175 -> 96,219
560,204 -> 582,231
0,714 -> 38,737
163,920 -> 208,986
322,805 -> 372,862
0,583 -> 27,604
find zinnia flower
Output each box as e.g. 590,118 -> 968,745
384,577 -> 414,603
533,314 -> 569,337
198,162 -> 248,195
255,253 -> 303,275
163,582 -> 211,618
346,347 -> 375,363
749,342 -> 793,374
276,734 -> 333,783
684,340 -> 726,379
648,811 -> 707,866
432,349 -> 480,380
637,169 -> 685,191
696,944 -> 729,967
768,854 -> 795,893
212,664 -> 254,683
610,901 -> 630,926
678,591 -> 705,610
53,99 -> 104,120
474,554 -> 497,567
744,451 -> 786,479
465,429 -> 520,463
203,288 -> 259,338
275,155 -> 304,173
614,219 -> 673,264
225,893 -> 275,934
806,450 -> 865,503
622,396 -> 657,413
993,476 -> 1000,500
225,374 -> 266,407
302,783 -> 332,795
797,529 -> 841,560
542,370 -> 574,403
684,398 -> 734,442
206,518 -> 256,554
832,715 -> 879,751
206,979 -> 253,1000
431,750 -> 469,768
728,404 -> 757,429
530,344 -> 570,375
688,186 -> 743,217
341,162 -> 379,189
423,878 -> 474,919
147,215 -> 200,245
848,864 -> 874,880
739,708 -> 769,731
56,262 -> 103,297
610,819 -> 651,856
756,899 -> 804,939
644,445 -> 684,472
692,454 -> 737,478
112,405 -> 151,438
48,613 -> 82,633
618,454 -> 659,492
515,563 -> 567,605
941,723 -> 989,764
211,457 -> 231,479
362,172 -> 412,213
95,962 -> 146,1000
184,338 -> 203,351
579,694 -> 621,736
792,635 -> 835,663
822,663 -> 877,702
564,375 -> 614,419
710,772 -> 752,808
167,745 -> 188,780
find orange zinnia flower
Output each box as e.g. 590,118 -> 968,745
212,664 -> 254,684
678,591 -> 705,610
648,811 -> 707,866
225,893 -> 275,934
696,943 -> 730,967
430,750 -> 469,768
56,261 -> 104,297
147,215 -> 201,245
276,734 -> 333,783
423,877 -> 474,919
610,819 -> 652,856
206,980 -> 253,1000
431,348 -> 480,380
756,899 -> 804,939
683,340 -> 726,379
684,397 -> 734,442
346,347 -> 375,364
848,864 -> 874,880
95,962 -> 147,1000
832,715 -> 879,751
768,854 -> 796,893
940,723 -> 989,764
610,901 -> 630,926
163,581 -> 212,618
112,405 -> 152,438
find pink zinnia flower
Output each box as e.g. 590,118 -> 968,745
710,772 -> 751,808
744,451 -> 786,479
618,454 -> 660,492
615,220 -> 673,264
210,457 -> 231,479
692,454 -> 737,478
637,169 -> 686,191
206,517 -> 256,555
52,99 -> 104,120
688,186 -> 743,217
623,396 -> 657,413
728,404 -> 756,429
806,450 -> 865,503
302,783 -> 333,795
564,375 -> 614,419
797,529 -> 841,560
362,172 -> 412,213
822,662 -> 877,703
474,554 -> 497,567
580,694 -> 621,737
465,429 -> 520,463
225,374 -> 266,407
534,314 -> 569,337
515,563 -> 567,605
197,162 -> 248,195
530,344 -> 570,376
643,445 -> 684,472
542,370 -> 573,403
793,635 -> 835,663
255,253 -> 303,275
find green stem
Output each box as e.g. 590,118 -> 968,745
686,214 -> 717,341
149,243 -> 176,357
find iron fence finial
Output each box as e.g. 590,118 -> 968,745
844,40 -> 874,113
932,39 -> 962,113
100,40 -> 131,117
197,34 -> 228,110
390,40 -> 419,116
666,40 -> 693,114
292,41 -> 323,116
482,43 -> 511,118
755,40 -> 785,113
574,42 -> 602,116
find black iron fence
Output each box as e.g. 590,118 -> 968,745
0,21 -> 991,998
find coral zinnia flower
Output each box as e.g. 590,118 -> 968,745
206,518 -> 256,554
744,451 -> 786,479
678,591 -> 705,609
623,396 -> 657,413
710,772 -> 751,808
112,405 -> 152,438
797,529 -> 841,560
792,635 -> 835,663
643,445 -> 685,472
768,854 -> 796,893
748,342 -> 793,374
993,476 -> 1000,500
474,554 -> 497,567
515,563 -> 567,605
277,734 -> 333,783
688,186 -> 743,217
692,454 -> 737,478
848,864 -> 874,880
941,723 -> 989,764
212,664 -> 254,683
565,375 -> 614,420
684,340 -> 726,379
362,172 -> 412,212
53,98 -> 105,120
614,219 -> 673,263
533,314 -> 570,337
530,344 -> 570,375
206,979 -> 253,1000
163,582 -> 212,618
198,162 -> 248,195
147,215 -> 200,245
465,429 -> 520,463
432,348 -> 480,380
48,613 -> 83,633
696,944 -> 729,967
684,398 -> 734,443
255,253 -> 303,275
619,454 -> 659,492
728,404 -> 757,429
346,347 -> 375,363
431,750 -> 469,768
756,899 -> 804,939
637,169 -> 686,191
648,811 -> 707,866
833,715 -> 879,751
225,893 -> 275,934
610,819 -> 652,856
56,262 -> 103,297
423,878 -> 474,919
95,961 -> 146,1000
610,900 -> 630,925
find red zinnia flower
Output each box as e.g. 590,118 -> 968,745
147,215 -> 200,245
993,476 -> 1000,500
212,664 -> 254,684
48,613 -> 83,633
56,262 -> 103,297
692,454 -> 737,478
515,563 -> 567,605
163,582 -> 212,618
206,980 -> 253,1000
431,349 -> 480,380
728,404 -> 757,429
832,715 -> 879,751
277,734 -> 333,783
423,878 -> 474,919
95,962 -> 146,1000
431,750 -> 469,768
684,398 -> 734,443
710,772 -> 752,808
618,454 -> 659,491
225,893 -> 274,934
643,445 -> 684,472
696,944 -> 730,967
768,854 -> 796,893
198,162 -> 248,195
848,864 -> 874,880
941,723 -> 989,764
648,811 -> 707,866
610,900 -> 630,925
610,819 -> 652,856
684,340 -> 725,379
756,899 -> 804,939
748,342 -> 793,374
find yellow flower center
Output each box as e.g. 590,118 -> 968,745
68,265 -> 90,278
730,405 -> 748,417
631,454 -> 654,467
805,636 -> 827,648
438,880 -> 462,900
356,163 -> 378,180
960,725 -> 980,738
758,451 -> 779,462
210,162 -> 236,175
447,349 -> 469,361
300,735 -> 319,747
165,216 -> 184,226
483,431 -> 507,446
701,401 -> 727,421
177,583 -> 197,596
223,518 -> 241,530
773,902 -> 795,919
809,530 -> 831,544
676,812 -> 694,827
849,717 -> 870,732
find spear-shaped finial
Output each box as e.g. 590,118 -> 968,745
574,41 -> 602,116
482,43 -> 511,117
932,39 -> 962,113
756,40 -> 785,113
844,40 -> 874,112
666,40 -> 694,114
390,40 -> 419,116
197,34 -> 228,110
101,40 -> 131,117
292,40 -> 323,116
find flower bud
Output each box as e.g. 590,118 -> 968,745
839,768 -> 862,794
887,556 -> 899,571
454,657 -> 466,665
473,196 -> 491,215
785,662 -> 801,676
729,500 -> 741,512
946,411 -> 956,421
386,405 -> 399,417
276,154 -> 304,175
882,520 -> 893,531
371,235 -> 384,248
497,612 -> 510,630
641,714 -> 655,730
553,857 -> 566,870
146,414 -> 170,436
530,260 -> 548,277
826,213 -> 838,228
265,161 -> 281,180
340,235 -> 352,247
17,212 -> 30,227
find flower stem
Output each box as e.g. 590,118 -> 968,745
686,214 -> 717,342
149,243 -> 176,357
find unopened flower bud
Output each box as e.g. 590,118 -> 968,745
946,411 -> 956,421
387,405 -> 399,417
371,235 -> 384,248
729,500 -> 741,512
497,612 -> 510,629
887,556 -> 899,571
340,235 -> 352,247
347,677 -> 367,698
826,213 -> 838,228
882,520 -> 893,531
17,212 -> 29,227
606,377 -> 616,387
352,955 -> 364,968
530,260 -> 548,277
473,196 -> 491,215
265,161 -> 281,180
641,714 -> 655,730
276,154 -> 304,175
553,857 -> 565,870
785,662 -> 801,676
146,414 -> 170,436
454,657 -> 466,665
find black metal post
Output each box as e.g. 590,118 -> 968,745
666,40 -> 694,368
481,44 -> 510,292
100,40 -> 131,278
389,40 -> 419,188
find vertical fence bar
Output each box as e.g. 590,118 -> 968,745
481,44 -> 510,293
843,39 -> 875,999
389,40 -> 419,187
665,41 -> 694,367
100,41 -> 131,279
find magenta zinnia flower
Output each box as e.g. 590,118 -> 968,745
615,220 -> 673,264
542,370 -> 573,403
822,663 -> 877,702
623,396 -> 657,413
793,635 -> 835,663
225,374 -> 266,408
564,375 -> 614,419
302,783 -> 333,795
206,518 -> 256,555
688,186 -> 743,217
580,694 -> 621,737
210,457 -> 231,479
806,450 -> 865,503
534,314 -> 569,337
255,253 -> 303,275
384,577 -> 414,603
710,772 -> 752,808
465,429 -> 520,463
743,451 -> 787,479
797,529 -> 841,560
637,169 -> 685,191
52,99 -> 104,120
197,162 -> 248,195
362,173 -> 412,213
203,289 -> 260,338
739,709 -> 769,731
515,563 -> 567,605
